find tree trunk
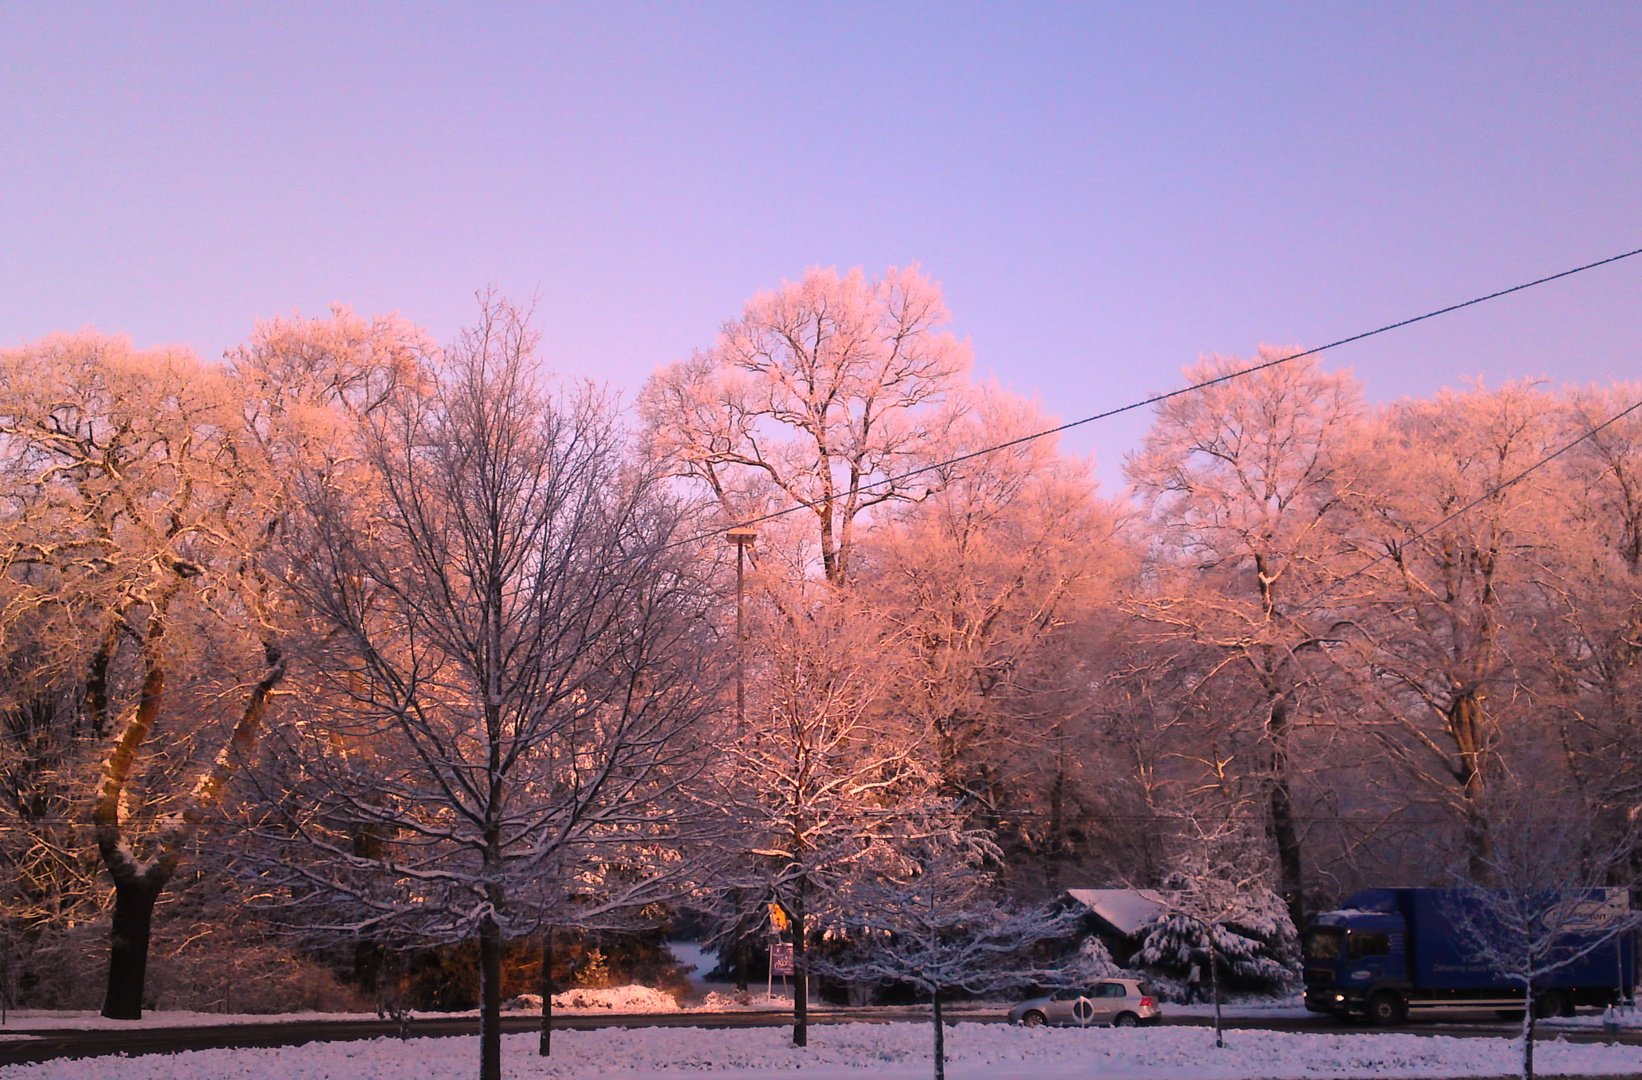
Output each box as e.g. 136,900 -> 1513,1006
1045,763 -> 1067,897
931,989 -> 946,1080
1266,694 -> 1306,930
733,896 -> 750,991
1450,691 -> 1495,884
102,868 -> 166,1019
478,916 -> 502,1080
791,895 -> 807,1047
1522,989 -> 1536,1080
1210,938 -> 1224,1049
539,929 -> 553,1057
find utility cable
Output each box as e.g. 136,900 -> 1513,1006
668,244 -> 1642,552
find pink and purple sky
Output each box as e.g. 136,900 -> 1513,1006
3,3 -> 1639,490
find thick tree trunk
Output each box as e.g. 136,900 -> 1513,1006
539,929 -> 553,1057
355,940 -> 383,998
791,896 -> 807,1047
478,916 -> 502,1080
735,930 -> 750,992
931,989 -> 946,1080
1266,695 -> 1306,930
102,868 -> 166,1019
1450,691 -> 1495,884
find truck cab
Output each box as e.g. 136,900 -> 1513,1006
1303,901 -> 1409,1020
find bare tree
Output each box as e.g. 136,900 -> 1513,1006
811,821 -> 1083,1080
1442,790 -> 1640,1080
1335,381 -> 1566,881
865,387 -> 1126,886
641,265 -> 971,586
253,299 -> 719,1080
1532,387 -> 1642,826
1127,350 -> 1364,928
719,590 -> 935,1046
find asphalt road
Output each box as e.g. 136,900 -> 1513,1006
3,1008 -> 1639,1068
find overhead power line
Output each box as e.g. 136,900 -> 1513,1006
672,244 -> 1642,552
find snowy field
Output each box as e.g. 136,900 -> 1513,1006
7,1022 -> 1642,1080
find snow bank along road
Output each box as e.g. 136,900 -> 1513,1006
7,1022 -> 1642,1080
9,1004 -> 1642,1063
3,1004 -> 1642,1070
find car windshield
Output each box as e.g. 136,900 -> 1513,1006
1305,928 -> 1344,960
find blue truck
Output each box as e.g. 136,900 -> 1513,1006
1303,887 -> 1634,1024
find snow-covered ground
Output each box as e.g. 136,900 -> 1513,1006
5,1021 -> 1642,1079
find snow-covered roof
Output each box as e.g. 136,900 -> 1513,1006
1064,888 -> 1169,937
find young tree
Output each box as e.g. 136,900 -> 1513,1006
1135,764 -> 1298,1048
641,265 -> 971,586
811,822 -> 1083,1080
720,589 -> 933,1046
254,299 -> 719,1080
1442,792 -> 1640,1080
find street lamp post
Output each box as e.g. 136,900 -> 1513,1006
724,525 -> 759,993
725,527 -> 757,727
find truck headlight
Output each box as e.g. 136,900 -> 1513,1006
1335,995 -> 1345,1003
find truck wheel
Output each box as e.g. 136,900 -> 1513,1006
1365,992 -> 1405,1026
1534,991 -> 1570,1019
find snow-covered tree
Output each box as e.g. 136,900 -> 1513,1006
249,298 -> 721,1080
1134,776 -> 1298,1046
1442,791 -> 1641,1080
1332,381 -> 1568,882
641,264 -> 971,587
0,334 -> 302,1018
864,386 -> 1128,893
717,588 -> 934,1046
1126,350 -> 1364,927
810,821 -> 1085,1080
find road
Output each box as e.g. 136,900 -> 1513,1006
2,1007 -> 1638,1068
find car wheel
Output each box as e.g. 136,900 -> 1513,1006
1020,1010 -> 1047,1028
1113,1012 -> 1140,1028
1365,992 -> 1405,1025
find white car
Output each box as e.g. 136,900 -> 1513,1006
1008,978 -> 1162,1027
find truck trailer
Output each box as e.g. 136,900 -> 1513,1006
1302,887 -> 1633,1024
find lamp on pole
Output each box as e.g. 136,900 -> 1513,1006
725,526 -> 757,727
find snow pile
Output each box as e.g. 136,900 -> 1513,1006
548,985 -> 681,1013
505,985 -> 682,1013
695,991 -> 794,1011
7,1022 -> 1642,1079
